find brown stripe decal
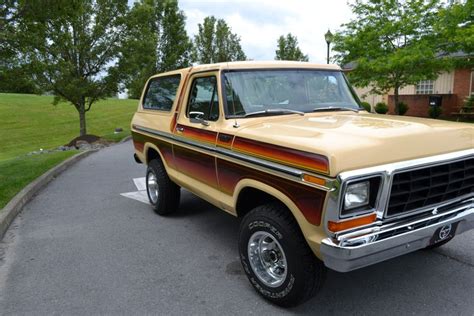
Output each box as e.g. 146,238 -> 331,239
217,158 -> 325,226
176,124 -> 217,145
131,130 -> 174,169
133,140 -> 144,153
232,137 -> 329,174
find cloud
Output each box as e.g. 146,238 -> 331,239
180,0 -> 354,63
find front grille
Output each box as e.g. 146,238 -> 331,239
386,157 -> 474,217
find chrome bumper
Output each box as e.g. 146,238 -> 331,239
320,198 -> 474,272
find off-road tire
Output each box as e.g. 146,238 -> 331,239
238,203 -> 326,307
146,159 -> 180,215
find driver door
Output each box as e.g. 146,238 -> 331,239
173,72 -> 220,189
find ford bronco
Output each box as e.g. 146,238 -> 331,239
131,61 -> 474,307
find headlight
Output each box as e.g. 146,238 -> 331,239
341,176 -> 382,217
344,181 -> 370,210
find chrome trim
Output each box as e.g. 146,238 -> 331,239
324,149 -> 474,236
321,197 -> 474,272
132,124 -> 335,192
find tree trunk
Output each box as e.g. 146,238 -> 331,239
394,85 -> 400,115
78,104 -> 87,136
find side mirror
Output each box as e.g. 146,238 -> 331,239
189,111 -> 210,126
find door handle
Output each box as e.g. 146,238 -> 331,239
176,126 -> 184,133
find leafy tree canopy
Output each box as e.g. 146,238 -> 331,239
275,33 -> 309,61
0,0 -> 39,93
118,0 -> 192,99
192,16 -> 246,64
436,0 -> 474,67
16,0 -> 128,136
333,0 -> 448,114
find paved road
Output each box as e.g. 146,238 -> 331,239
0,141 -> 473,315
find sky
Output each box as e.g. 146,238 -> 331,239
179,0 -> 355,64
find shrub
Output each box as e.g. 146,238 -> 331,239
397,102 -> 409,115
375,102 -> 388,114
464,95 -> 474,111
360,101 -> 371,112
429,106 -> 442,119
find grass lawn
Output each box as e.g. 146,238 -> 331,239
0,151 -> 77,208
0,93 -> 138,209
0,93 -> 138,160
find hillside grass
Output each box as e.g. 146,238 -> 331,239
0,93 -> 138,160
0,93 -> 138,209
0,151 -> 77,208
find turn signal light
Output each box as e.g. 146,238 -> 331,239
302,174 -> 326,186
328,213 -> 377,232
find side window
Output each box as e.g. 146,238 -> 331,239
187,76 -> 219,121
143,75 -> 181,111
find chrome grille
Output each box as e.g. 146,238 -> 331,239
386,157 -> 474,217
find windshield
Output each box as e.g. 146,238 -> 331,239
223,69 -> 360,117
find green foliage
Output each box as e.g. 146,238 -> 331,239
397,102 -> 409,115
435,1 -> 474,67
14,0 -> 128,136
360,101 -> 371,112
119,0 -> 192,99
333,0 -> 448,115
0,65 -> 39,94
0,1 -> 40,94
464,95 -> 474,111
192,16 -> 246,64
275,33 -> 309,61
375,102 -> 389,114
0,93 -> 136,160
428,106 -> 442,119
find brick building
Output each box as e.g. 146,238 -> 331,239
344,53 -> 473,117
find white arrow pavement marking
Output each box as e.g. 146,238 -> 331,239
120,177 -> 150,204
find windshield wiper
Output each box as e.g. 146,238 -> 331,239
243,108 -> 305,118
312,106 -> 360,113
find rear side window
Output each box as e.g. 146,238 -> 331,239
143,75 -> 181,111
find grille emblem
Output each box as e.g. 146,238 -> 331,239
438,224 -> 452,240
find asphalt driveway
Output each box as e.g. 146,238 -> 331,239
0,141 -> 473,315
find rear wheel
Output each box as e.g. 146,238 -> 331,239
146,159 -> 180,215
238,203 -> 326,307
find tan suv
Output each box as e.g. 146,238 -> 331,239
131,61 -> 474,307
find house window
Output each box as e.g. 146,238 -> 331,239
416,80 -> 434,94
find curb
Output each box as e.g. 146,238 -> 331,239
120,135 -> 132,143
0,150 -> 96,240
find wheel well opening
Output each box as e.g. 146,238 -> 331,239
146,147 -> 161,164
236,187 -> 283,218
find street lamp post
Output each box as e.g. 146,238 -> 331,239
324,29 -> 333,64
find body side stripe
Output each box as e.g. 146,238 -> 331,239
132,124 -> 332,190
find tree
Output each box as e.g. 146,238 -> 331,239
275,33 -> 308,61
333,0 -> 448,114
16,0 -> 128,136
192,16 -> 246,64
436,1 -> 474,66
0,0 -> 39,93
118,0 -> 192,99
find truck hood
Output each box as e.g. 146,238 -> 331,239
234,113 -> 474,176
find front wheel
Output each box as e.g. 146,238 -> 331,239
238,203 -> 326,307
146,159 -> 180,215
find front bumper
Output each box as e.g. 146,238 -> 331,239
321,198 -> 474,272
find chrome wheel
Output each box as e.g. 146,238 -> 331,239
147,171 -> 159,204
247,231 -> 287,288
